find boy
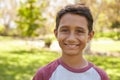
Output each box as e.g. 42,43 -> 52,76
33,3 -> 109,80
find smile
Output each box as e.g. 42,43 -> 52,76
64,43 -> 79,49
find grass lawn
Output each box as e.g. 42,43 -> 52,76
0,36 -> 120,80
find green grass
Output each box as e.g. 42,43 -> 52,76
0,49 -> 60,80
0,36 -> 120,80
0,38 -> 60,80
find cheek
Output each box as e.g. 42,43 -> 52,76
57,33 -> 65,41
78,35 -> 88,42
57,34 -> 65,48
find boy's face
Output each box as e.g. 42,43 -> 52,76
54,13 -> 94,56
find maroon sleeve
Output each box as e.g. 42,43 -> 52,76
32,67 -> 44,80
32,59 -> 60,80
94,66 -> 110,80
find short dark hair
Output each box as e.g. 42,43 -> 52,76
55,3 -> 93,33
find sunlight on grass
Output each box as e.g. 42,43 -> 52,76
0,38 -> 60,80
91,40 -> 120,52
0,49 -> 60,80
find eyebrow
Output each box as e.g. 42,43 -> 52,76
75,26 -> 85,30
59,25 -> 86,30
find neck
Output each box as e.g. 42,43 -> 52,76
60,54 -> 88,69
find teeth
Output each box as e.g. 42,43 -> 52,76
69,45 -> 76,48
66,44 -> 77,48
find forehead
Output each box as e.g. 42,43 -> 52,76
59,13 -> 88,29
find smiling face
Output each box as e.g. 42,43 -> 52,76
54,13 -> 94,56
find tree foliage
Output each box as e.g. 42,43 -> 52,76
16,0 -> 46,37
77,0 -> 120,31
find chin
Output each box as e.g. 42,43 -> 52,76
63,50 -> 81,56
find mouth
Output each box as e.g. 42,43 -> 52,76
64,43 -> 79,49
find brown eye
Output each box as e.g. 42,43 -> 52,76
61,29 -> 68,32
76,30 -> 84,33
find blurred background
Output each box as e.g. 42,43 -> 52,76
0,0 -> 120,80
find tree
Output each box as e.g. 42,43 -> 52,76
16,0 -> 46,38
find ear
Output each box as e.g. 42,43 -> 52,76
87,31 -> 94,43
54,29 -> 58,38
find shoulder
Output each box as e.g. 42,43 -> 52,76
32,59 -> 60,80
91,63 -> 110,80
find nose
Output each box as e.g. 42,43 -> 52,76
66,33 -> 76,43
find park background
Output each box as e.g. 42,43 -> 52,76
0,0 -> 120,80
